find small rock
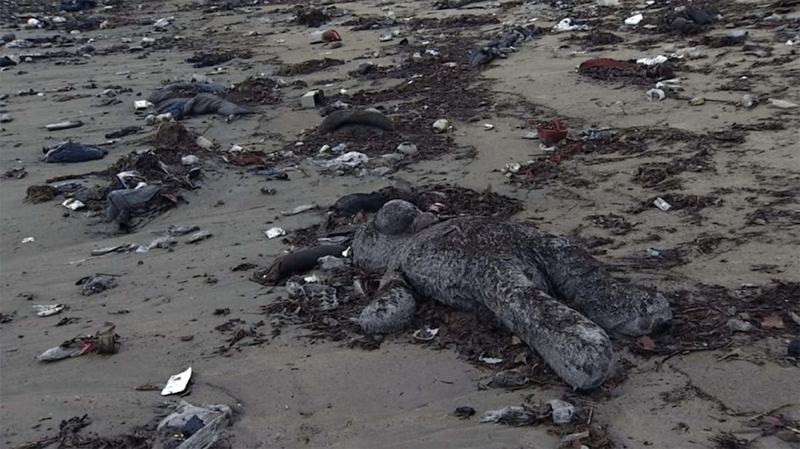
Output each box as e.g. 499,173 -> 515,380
432,119 -> 449,133
396,143 -> 418,155
727,318 -> 753,333
453,406 -> 476,419
788,338 -> 800,357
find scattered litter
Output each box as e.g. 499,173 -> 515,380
286,281 -> 339,311
636,55 -> 668,66
78,274 -> 117,296
316,152 -> 369,171
412,325 -> 439,341
265,227 -> 286,239
134,100 -> 153,110
554,18 -> 589,32
761,316 -> 784,329
653,197 -> 672,211
767,99 -> 798,109
137,236 -> 175,253
168,225 -> 200,237
625,14 -> 644,26
432,119 -> 450,133
62,198 -> 85,210
300,90 -> 325,109
484,123 -> 495,130
481,406 -> 537,426
181,155 -> 199,165
537,119 -> 568,146
317,255 -> 346,271
90,243 -> 137,256
22,237 -> 35,243
37,323 -> 118,362
741,94 -> 757,109
548,399 -> 575,424
481,370 -> 529,390
45,120 -> 83,131
689,97 -> 705,106
106,185 -> 161,229
44,141 -> 107,163
186,230 -> 213,244
478,354 -> 504,364
521,131 -> 538,140
33,304 -> 65,317
281,204 -> 317,216
196,136 -> 213,149
646,88 -> 665,102
161,367 -> 192,396
157,400 -> 231,447
309,29 -> 341,44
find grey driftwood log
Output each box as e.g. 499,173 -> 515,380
352,200 -> 673,390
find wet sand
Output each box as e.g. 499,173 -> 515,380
1,0 -> 799,447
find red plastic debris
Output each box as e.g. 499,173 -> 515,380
761,316 -> 784,329
322,30 -> 341,42
537,119 -> 568,145
578,58 -> 640,72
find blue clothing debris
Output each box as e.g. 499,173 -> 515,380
59,0 -> 96,11
44,142 -> 107,163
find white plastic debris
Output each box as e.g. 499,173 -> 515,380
316,151 -> 369,171
62,198 -> 85,210
502,163 -> 521,176
300,90 -> 324,108
412,326 -> 439,341
432,119 -> 450,133
767,98 -> 798,109
153,17 -> 171,28
655,79 -> 681,91
479,354 -> 504,364
645,88 -> 665,101
548,399 -> 575,424
37,345 -> 81,362
396,143 -> 418,155
484,123 -> 495,130
522,131 -> 539,139
134,100 -> 153,110
181,155 -> 199,165
625,14 -> 644,25
161,367 -> 192,396
186,230 -> 212,244
33,304 -> 65,317
636,55 -> 668,66
654,197 -> 672,211
265,227 -> 286,239
22,237 -> 35,243
281,204 -> 317,216
196,136 -> 213,149
553,18 -> 589,32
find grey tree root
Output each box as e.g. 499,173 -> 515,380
352,200 -> 672,390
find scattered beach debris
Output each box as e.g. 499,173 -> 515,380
33,304 -> 65,317
161,367 -> 192,396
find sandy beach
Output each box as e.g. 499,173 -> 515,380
1,0 -> 799,447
